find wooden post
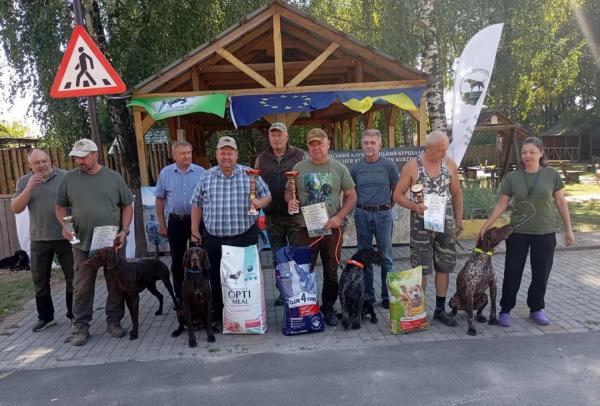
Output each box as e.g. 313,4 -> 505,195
365,111 -> 374,129
386,107 -> 398,148
334,122 -> 341,149
134,110 -> 150,186
273,13 -> 284,87
350,117 -> 358,149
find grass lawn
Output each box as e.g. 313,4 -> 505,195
565,201 -> 600,232
0,273 -> 33,319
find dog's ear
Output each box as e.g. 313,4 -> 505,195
182,250 -> 190,269
202,250 -> 211,271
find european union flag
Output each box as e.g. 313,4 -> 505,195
230,92 -> 337,127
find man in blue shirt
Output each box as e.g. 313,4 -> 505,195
350,129 -> 399,309
155,140 -> 206,301
190,136 -> 271,326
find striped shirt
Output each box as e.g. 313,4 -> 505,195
191,164 -> 270,237
155,163 -> 206,216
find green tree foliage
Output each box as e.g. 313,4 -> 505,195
0,120 -> 28,138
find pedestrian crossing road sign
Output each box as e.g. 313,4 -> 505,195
50,25 -> 126,98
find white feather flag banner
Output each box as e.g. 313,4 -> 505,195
449,23 -> 504,164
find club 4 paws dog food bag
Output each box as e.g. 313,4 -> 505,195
275,246 -> 324,335
220,245 -> 267,334
387,266 -> 429,334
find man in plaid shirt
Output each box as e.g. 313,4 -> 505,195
190,136 -> 271,327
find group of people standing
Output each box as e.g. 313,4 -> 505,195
11,123 -> 574,346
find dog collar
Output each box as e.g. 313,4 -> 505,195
185,267 -> 201,274
346,259 -> 365,268
473,248 -> 493,256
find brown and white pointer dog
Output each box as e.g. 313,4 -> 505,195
84,247 -> 179,340
171,246 -> 215,346
449,225 -> 513,336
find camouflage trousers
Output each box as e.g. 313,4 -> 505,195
266,213 -> 303,266
410,210 -> 456,276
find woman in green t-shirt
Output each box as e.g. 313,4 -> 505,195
480,137 -> 575,327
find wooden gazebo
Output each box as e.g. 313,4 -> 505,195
130,0 -> 428,186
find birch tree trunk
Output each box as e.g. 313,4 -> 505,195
419,0 -> 448,133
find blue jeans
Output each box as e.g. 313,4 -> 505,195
354,208 -> 394,301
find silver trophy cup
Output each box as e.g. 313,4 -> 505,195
63,216 -> 80,245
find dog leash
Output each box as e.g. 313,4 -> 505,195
473,247 -> 493,256
308,226 -> 343,265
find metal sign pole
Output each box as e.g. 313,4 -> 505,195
72,0 -> 104,164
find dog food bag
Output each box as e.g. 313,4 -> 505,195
387,266 -> 429,334
275,246 -> 324,336
220,245 -> 268,334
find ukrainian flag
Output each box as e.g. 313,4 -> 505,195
337,87 -> 425,113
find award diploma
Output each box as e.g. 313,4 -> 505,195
90,225 -> 119,254
301,202 -> 332,238
424,194 -> 446,232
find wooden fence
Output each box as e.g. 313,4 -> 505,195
0,143 -> 171,195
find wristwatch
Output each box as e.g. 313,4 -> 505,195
121,228 -> 130,236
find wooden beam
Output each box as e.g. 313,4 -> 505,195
386,106 -> 399,148
417,93 -> 427,145
191,65 -> 201,91
356,60 -> 364,82
365,111 -> 374,128
334,122 -> 341,149
350,117 -> 358,149
273,13 -> 284,87
286,42 -> 340,87
279,8 -> 423,80
264,112 -> 301,127
161,72 -> 192,92
142,115 -> 155,134
134,110 -> 149,186
137,7 -> 275,94
200,59 -> 355,73
135,79 -> 426,98
216,48 -> 275,88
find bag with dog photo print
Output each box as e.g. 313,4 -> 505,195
387,266 -> 429,334
275,246 -> 324,336
220,245 -> 268,334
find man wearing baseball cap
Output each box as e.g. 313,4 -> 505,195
255,122 -> 305,306
55,138 -> 134,346
190,135 -> 271,328
286,128 -> 357,327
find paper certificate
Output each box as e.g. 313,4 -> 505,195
90,225 -> 119,254
301,202 -> 332,238
424,194 -> 447,233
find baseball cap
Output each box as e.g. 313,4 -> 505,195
269,122 -> 287,133
216,136 -> 238,150
306,128 -> 328,143
69,138 -> 98,157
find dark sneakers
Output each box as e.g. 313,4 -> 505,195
433,309 -> 457,327
381,298 -> 390,309
322,311 -> 338,327
73,328 -> 90,346
32,319 -> 57,332
274,295 -> 285,306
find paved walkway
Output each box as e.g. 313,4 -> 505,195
1,232 -> 600,371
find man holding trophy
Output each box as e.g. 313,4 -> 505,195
394,130 -> 463,327
286,128 -> 356,327
255,122 -> 305,305
11,149 -> 74,333
55,138 -> 134,346
190,136 -> 271,327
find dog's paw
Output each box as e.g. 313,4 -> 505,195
476,315 -> 487,323
171,328 -> 182,337
188,339 -> 198,348
351,323 -> 361,330
207,335 -> 216,343
370,316 -> 378,324
488,317 -> 498,325
341,319 -> 350,329
155,310 -> 163,316
467,327 -> 477,336
129,332 -> 138,340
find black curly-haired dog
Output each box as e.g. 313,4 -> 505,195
449,225 -> 513,336
0,250 -> 30,271
338,248 -> 384,330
